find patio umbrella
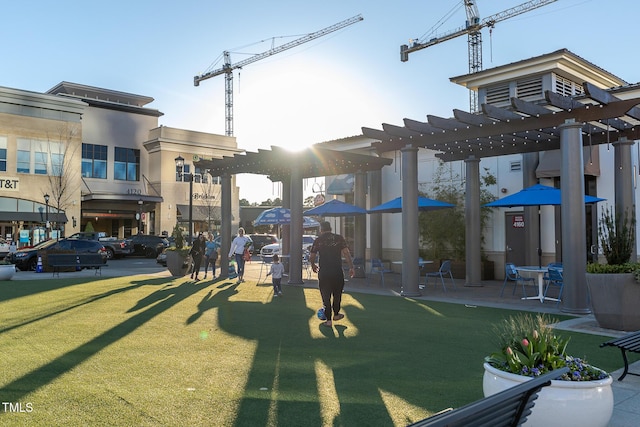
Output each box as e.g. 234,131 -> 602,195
368,196 -> 455,214
304,199 -> 367,216
483,184 -> 605,267
253,208 -> 320,227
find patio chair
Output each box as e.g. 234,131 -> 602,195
543,266 -> 564,305
370,258 -> 393,287
425,259 -> 456,292
258,255 -> 273,284
302,251 -> 312,280
500,263 -> 535,297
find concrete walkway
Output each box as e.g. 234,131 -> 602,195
9,261 -> 640,426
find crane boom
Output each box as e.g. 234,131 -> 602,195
194,14 -> 363,136
400,0 -> 557,112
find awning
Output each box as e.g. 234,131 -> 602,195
0,211 -> 68,223
326,174 -> 355,195
536,147 -> 600,178
177,205 -> 221,222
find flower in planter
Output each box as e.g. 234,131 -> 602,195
485,313 -> 609,381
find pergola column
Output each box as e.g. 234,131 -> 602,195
560,119 -> 590,314
400,145 -> 420,297
288,164 -> 304,284
354,170 -> 367,277
522,153 -> 540,266
368,169 -> 382,261
281,178 -> 291,258
465,156 -> 482,286
220,173 -> 232,279
613,137 -> 636,262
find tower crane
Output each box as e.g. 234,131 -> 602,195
194,14 -> 363,136
400,0 -> 557,112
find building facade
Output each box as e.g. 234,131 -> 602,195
0,82 -> 241,247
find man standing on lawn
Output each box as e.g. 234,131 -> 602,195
309,221 -> 354,327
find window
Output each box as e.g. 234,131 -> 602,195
51,153 -> 64,176
82,143 -> 107,179
176,164 -> 191,182
114,147 -> 140,181
34,151 -> 47,174
17,139 -> 31,173
0,137 -> 6,172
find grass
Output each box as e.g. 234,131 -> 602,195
0,273 -> 634,426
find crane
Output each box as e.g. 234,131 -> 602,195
194,14 -> 363,136
400,0 -> 557,112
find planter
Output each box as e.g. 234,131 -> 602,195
165,251 -> 191,277
0,264 -> 16,280
483,362 -> 613,427
586,272 -> 640,331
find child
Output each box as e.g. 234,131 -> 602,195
266,254 -> 285,297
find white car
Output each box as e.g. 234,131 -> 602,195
260,235 -> 317,257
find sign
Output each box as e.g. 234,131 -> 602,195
0,177 -> 19,191
512,215 -> 525,228
314,194 -> 325,206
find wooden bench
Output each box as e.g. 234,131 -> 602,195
601,331 -> 640,381
408,367 -> 569,427
47,253 -> 107,277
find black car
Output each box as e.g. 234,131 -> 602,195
126,234 -> 169,258
7,238 -> 107,271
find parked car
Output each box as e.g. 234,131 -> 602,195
125,234 -> 169,258
68,232 -> 132,259
260,235 -> 316,257
6,238 -> 107,271
248,234 -> 278,254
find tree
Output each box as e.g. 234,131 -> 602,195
418,162 -> 496,261
45,124 -> 80,236
239,198 -> 251,206
197,175 -> 221,232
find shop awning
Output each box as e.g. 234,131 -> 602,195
326,174 -> 355,195
0,212 -> 68,223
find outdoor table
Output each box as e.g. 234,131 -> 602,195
392,260 -> 434,288
515,265 -> 560,303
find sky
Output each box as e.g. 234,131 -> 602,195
2,0 -> 637,204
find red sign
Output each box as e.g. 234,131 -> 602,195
512,215 -> 525,228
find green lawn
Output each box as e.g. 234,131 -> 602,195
0,274 -> 631,426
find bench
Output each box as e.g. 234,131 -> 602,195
601,330 -> 640,381
47,253 -> 107,277
408,367 -> 569,427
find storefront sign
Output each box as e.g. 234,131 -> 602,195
512,215 -> 525,228
0,177 -> 19,191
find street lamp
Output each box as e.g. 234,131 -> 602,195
137,199 -> 143,234
44,193 -> 50,238
175,155 -> 193,244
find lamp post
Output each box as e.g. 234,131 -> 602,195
137,199 -> 143,234
44,193 -> 50,239
175,155 -> 193,244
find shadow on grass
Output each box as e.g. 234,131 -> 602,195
0,276 -> 211,404
0,276 -> 106,303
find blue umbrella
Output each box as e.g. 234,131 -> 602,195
484,184 -> 604,207
484,184 -> 605,267
253,208 -> 320,228
368,196 -> 455,214
304,199 -> 367,216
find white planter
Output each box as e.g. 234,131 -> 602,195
483,362 -> 613,427
0,264 -> 16,280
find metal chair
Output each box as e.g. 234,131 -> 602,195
258,255 -> 273,284
425,259 -> 456,292
543,266 -> 564,305
500,262 -> 535,297
302,251 -> 312,280
370,258 -> 393,287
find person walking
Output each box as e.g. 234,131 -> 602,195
266,254 -> 285,297
228,227 -> 251,284
203,233 -> 219,279
309,221 -> 354,327
189,233 -> 206,281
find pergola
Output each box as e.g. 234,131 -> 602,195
362,82 -> 640,313
195,145 -> 392,284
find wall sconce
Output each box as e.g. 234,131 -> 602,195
501,188 -> 508,193
72,216 -> 77,228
